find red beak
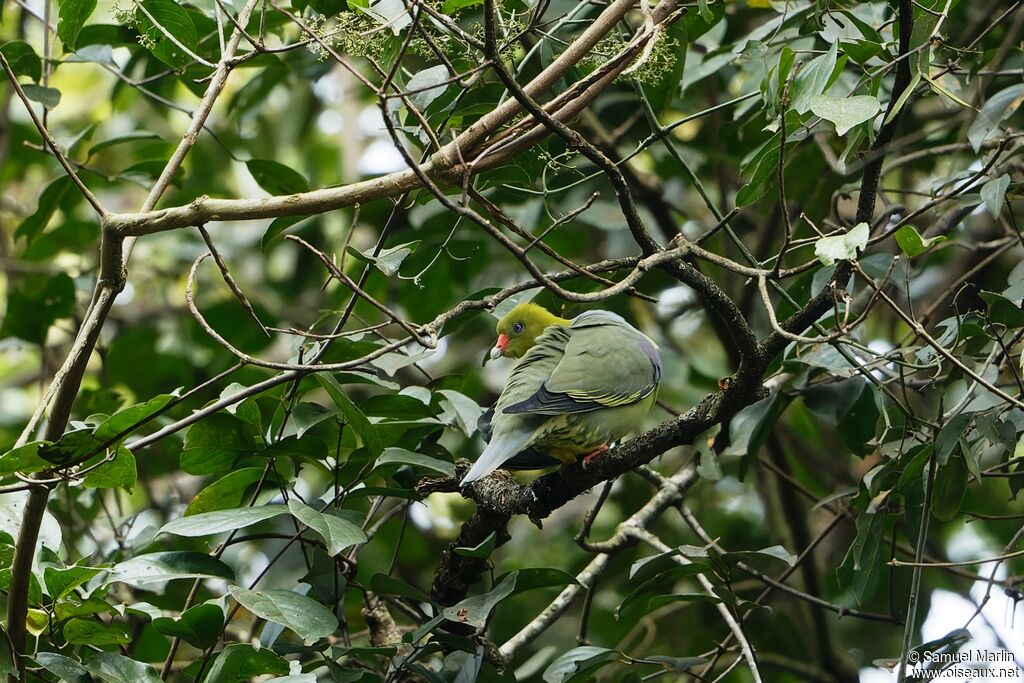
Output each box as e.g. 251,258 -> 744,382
494,333 -> 510,356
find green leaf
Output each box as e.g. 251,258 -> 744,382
180,412 -> 258,475
54,595 -> 117,622
0,41 -> 43,81
894,225 -> 945,257
498,567 -> 578,593
981,175 -> 1011,219
374,447 -> 455,477
15,176 -> 73,245
291,402 -> 337,437
454,532 -> 497,559
438,389 -> 482,436
84,653 -> 162,683
87,131 -> 163,157
722,545 -> 797,567
370,573 -> 431,603
723,393 -> 787,468
842,39 -> 884,65
218,382 -> 263,427
347,240 -> 420,277
790,42 -> 837,114
814,222 -> 869,265
160,505 -> 289,537
543,646 -> 619,683
22,84 -> 61,108
287,499 -> 367,556
442,571 -> 517,629
152,602 -> 224,649
883,72 -> 921,125
356,0 -> 412,34
57,0 -> 98,51
979,291 -> 1024,328
0,442 -> 51,476
406,66 -> 450,112
839,510 -> 887,603
932,452 -> 968,522
64,44 -> 117,66
38,429 -> 101,465
441,0 -> 481,13
228,586 -> 338,641
205,644 -> 290,683
82,446 -> 137,490
838,382 -> 881,457
968,84 -> 1024,152
645,593 -> 723,609
68,123 -> 96,159
261,215 -> 307,250
810,94 -> 880,135
246,159 -> 310,195
34,652 -> 91,683
935,413 -> 970,466
64,618 -> 129,645
0,625 -> 17,680
0,272 -> 76,344
697,0 -> 712,21
134,0 -> 199,69
44,565 -> 102,600
316,375 -> 383,457
185,467 -> 270,516
109,551 -> 235,585
735,134 -> 781,207
803,377 -> 864,426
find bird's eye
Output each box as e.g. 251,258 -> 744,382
512,322 -> 524,334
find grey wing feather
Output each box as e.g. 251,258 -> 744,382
503,318 -> 660,416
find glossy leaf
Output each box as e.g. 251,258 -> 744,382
810,94 -> 880,135
134,0 -> 199,68
814,222 -> 869,265
204,644 -> 290,683
287,499 -> 367,556
228,586 -> 338,641
57,0 -> 98,50
82,446 -> 137,490
247,159 -> 310,195
84,653 -> 163,683
160,506 -> 289,537
109,552 -> 235,585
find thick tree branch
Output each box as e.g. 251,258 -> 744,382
422,369 -> 770,608
104,0 -> 677,238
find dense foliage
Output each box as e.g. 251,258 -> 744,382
1,0 -> 1023,680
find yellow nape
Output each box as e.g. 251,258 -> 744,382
498,302 -> 569,330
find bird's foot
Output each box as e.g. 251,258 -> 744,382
582,445 -> 609,467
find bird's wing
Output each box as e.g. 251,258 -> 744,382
502,317 -> 660,416
461,326 -> 571,484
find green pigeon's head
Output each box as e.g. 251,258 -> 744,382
491,303 -> 569,359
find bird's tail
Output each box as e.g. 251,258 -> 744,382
460,430 -> 532,485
